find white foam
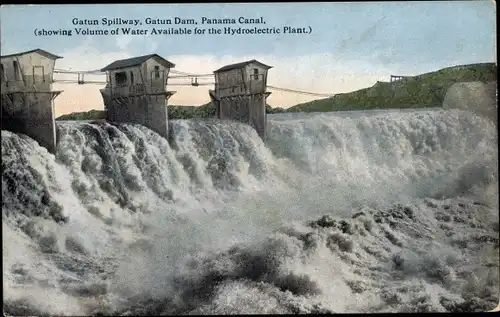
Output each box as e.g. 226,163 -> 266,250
2,108 -> 498,314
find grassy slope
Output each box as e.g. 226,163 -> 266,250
287,63 -> 497,113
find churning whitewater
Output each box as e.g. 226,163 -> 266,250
2,109 -> 499,315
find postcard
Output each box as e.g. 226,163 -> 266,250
1,2 -> 497,315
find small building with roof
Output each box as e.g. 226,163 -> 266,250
209,59 -> 272,140
100,54 -> 176,138
1,48 -> 63,154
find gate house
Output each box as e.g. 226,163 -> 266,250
209,59 -> 272,140
100,54 -> 176,138
1,49 -> 62,154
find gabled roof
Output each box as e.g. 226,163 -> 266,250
214,59 -> 273,73
1,48 -> 63,60
101,54 -> 175,72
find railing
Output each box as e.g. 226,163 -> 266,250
215,79 -> 266,97
104,83 -> 168,96
1,78 -> 53,93
150,84 -> 168,93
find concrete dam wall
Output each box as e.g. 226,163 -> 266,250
443,81 -> 497,124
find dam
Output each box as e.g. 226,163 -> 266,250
1,49 -> 273,154
1,49 -> 496,155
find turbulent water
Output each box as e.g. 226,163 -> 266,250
2,108 -> 499,315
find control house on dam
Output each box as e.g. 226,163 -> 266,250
209,59 -> 272,140
100,54 -> 176,139
1,49 -> 62,154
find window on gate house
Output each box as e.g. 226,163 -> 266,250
253,68 -> 259,80
115,72 -> 128,86
13,61 -> 20,80
154,66 -> 160,79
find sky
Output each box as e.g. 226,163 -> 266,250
0,2 -> 497,117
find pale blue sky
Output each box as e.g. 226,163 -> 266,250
1,2 -> 496,66
0,2 -> 496,114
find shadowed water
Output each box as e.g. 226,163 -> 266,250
2,108 -> 498,315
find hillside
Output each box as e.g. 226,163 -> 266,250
56,103 -> 285,121
287,63 -> 497,113
56,109 -> 106,121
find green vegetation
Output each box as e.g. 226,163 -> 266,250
287,63 -> 497,113
56,109 -> 106,121
56,63 -> 497,121
168,103 -> 215,119
56,103 -> 286,121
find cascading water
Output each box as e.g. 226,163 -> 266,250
2,108 -> 499,315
